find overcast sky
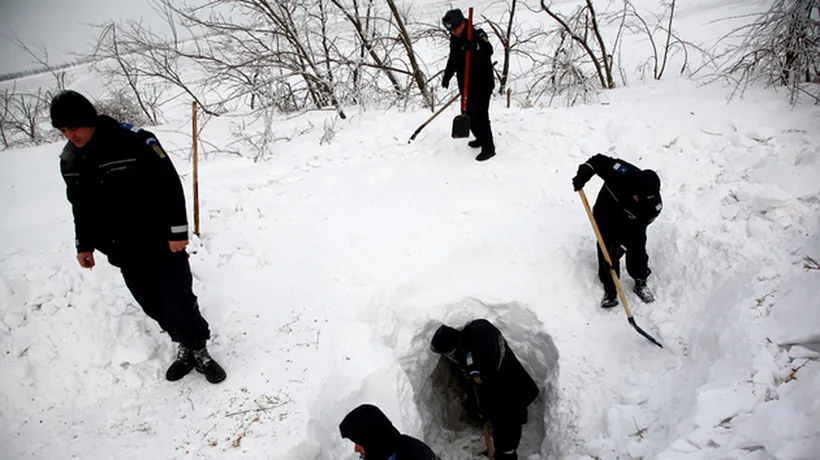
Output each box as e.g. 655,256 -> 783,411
0,0 -> 161,75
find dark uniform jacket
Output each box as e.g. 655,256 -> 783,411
584,154 -> 663,228
60,115 -> 188,267
451,319 -> 539,423
339,404 -> 440,460
443,27 -> 495,95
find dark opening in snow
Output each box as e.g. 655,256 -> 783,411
398,300 -> 560,460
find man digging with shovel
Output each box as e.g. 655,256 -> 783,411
442,8 -> 497,162
572,154 -> 663,308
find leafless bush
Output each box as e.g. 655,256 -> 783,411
718,0 -> 820,104
514,1 -> 608,107
88,0 -> 442,126
540,0 -> 616,90
0,89 -> 11,148
227,109 -> 315,162
90,23 -> 164,124
88,5 -> 219,117
615,0 -> 691,82
0,85 -> 61,148
0,35 -> 73,149
385,0 -> 435,109
330,0 -> 404,102
95,89 -> 155,126
481,0 -> 522,96
514,0 -> 695,106
320,116 -> 339,145
523,29 -> 600,107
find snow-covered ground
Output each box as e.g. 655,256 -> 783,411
2,78 -> 818,459
2,1 -> 820,459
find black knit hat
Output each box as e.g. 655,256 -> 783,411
431,325 -> 460,354
637,169 -> 661,196
442,9 -> 465,30
50,90 -> 98,128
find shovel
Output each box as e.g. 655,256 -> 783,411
578,189 -> 663,348
408,94 -> 460,143
451,7 -> 474,139
473,384 -> 495,460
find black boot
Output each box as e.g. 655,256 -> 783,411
468,139 -> 482,148
601,285 -> 618,309
633,278 -> 655,303
193,347 -> 227,384
475,147 -> 496,162
166,344 -> 195,381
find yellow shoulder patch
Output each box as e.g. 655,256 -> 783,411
152,143 -> 166,158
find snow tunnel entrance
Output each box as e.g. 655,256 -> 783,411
398,300 -> 561,460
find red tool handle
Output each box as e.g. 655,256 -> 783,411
460,7 -> 474,112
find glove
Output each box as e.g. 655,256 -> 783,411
460,40 -> 479,52
442,78 -> 450,89
572,163 -> 594,191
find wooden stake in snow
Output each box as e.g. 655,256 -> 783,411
192,101 -> 200,237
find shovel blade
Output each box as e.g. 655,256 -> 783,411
451,114 -> 471,138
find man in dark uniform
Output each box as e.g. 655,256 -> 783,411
572,153 -> 663,308
51,90 -> 225,384
340,404 -> 440,460
431,319 -> 539,460
441,8 -> 497,162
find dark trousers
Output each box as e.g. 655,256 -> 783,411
595,211 -> 651,293
466,89 -> 495,150
121,250 -> 210,349
491,407 -> 525,460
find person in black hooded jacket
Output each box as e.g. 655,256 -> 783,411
339,404 -> 440,460
441,8 -> 496,162
51,90 -> 225,384
431,319 -> 539,460
572,153 -> 663,308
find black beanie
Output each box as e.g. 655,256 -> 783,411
431,325 -> 460,354
442,9 -> 465,30
50,90 -> 98,128
637,169 -> 661,195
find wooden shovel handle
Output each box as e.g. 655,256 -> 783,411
473,384 -> 495,460
578,189 -> 634,319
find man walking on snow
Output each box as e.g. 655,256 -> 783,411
340,404 -> 440,459
52,90 -> 226,384
572,153 -> 663,308
431,319 -> 539,460
441,8 -> 497,162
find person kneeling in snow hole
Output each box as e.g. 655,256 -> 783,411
431,319 -> 539,460
51,90 -> 226,384
340,404 -> 441,460
572,153 -> 663,308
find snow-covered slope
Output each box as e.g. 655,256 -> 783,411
2,0 -> 819,459
2,78 -> 818,460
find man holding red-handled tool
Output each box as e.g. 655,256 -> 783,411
442,8 -> 497,162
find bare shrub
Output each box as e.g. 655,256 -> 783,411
719,0 -> 820,104
540,0 -> 616,90
95,90 -> 155,126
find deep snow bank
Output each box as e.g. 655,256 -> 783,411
287,298 -> 559,460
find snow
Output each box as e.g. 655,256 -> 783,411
2,1 -> 820,459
